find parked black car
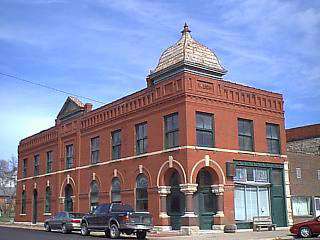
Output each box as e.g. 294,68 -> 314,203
80,203 -> 153,239
44,211 -> 84,233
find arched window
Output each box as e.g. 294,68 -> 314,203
90,181 -> 99,211
21,190 -> 26,214
64,184 -> 73,212
45,187 -> 51,213
111,177 -> 121,203
136,174 -> 148,211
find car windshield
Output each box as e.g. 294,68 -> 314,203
112,203 -> 134,212
69,212 -> 84,218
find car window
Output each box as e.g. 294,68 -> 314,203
55,212 -> 62,218
69,212 -> 84,218
60,212 -> 67,218
111,203 -> 133,212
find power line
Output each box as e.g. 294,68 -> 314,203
0,72 -> 106,105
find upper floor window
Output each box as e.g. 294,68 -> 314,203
164,113 -> 179,149
112,130 -> 121,160
196,112 -> 214,147
318,170 -> 320,180
238,119 -> 254,151
266,123 -> 280,154
46,151 -> 53,173
296,168 -> 302,179
22,159 -> 27,178
66,144 -> 74,169
91,137 -> 100,164
34,154 -> 39,176
136,122 -> 147,155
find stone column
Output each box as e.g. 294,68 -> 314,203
284,161 -> 293,226
212,184 -> 224,229
157,186 -> 171,231
180,183 -> 199,235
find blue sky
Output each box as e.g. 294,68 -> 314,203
0,0 -> 319,160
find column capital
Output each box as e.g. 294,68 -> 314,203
180,183 -> 198,194
211,184 -> 224,195
158,186 -> 171,196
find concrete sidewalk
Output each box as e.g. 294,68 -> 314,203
0,222 -> 297,240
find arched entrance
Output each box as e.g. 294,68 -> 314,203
167,170 -> 185,230
32,189 -> 38,224
64,184 -> 73,212
111,177 -> 121,203
195,168 -> 217,230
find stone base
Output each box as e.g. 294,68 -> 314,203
180,226 -> 199,235
181,213 -> 198,226
213,215 -> 224,225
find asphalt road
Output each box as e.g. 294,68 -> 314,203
0,226 -> 137,240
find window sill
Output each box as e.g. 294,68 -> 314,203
293,215 -> 313,218
19,214 -> 26,216
44,213 -> 52,216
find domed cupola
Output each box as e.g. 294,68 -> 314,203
147,23 -> 227,85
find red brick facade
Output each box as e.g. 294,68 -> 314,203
15,25 -> 290,231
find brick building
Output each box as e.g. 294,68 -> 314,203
286,124 -> 320,223
15,24 -> 293,232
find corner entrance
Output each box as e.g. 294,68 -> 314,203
32,189 -> 38,224
195,168 -> 216,230
166,170 -> 185,230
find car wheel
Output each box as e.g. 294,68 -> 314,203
62,224 -> 69,234
44,223 -> 51,232
80,222 -> 90,236
299,226 -> 312,238
109,223 -> 120,239
136,231 -> 147,239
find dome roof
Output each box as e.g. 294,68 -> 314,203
153,23 -> 226,75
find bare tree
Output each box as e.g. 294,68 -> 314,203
0,156 -> 17,218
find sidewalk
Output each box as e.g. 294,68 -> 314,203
0,222 -> 295,240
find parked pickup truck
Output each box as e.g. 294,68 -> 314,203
80,203 -> 153,239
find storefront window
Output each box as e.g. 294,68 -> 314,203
292,197 -> 312,216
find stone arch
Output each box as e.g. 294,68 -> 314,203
133,165 -> 152,188
190,156 -> 225,184
157,159 -> 187,186
59,175 -> 76,198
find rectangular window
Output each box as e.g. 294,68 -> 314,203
22,159 -> 27,178
136,122 -> 147,155
46,151 -> 53,173
34,154 -> 39,176
266,123 -> 281,154
234,167 -> 269,183
196,112 -> 214,147
296,168 -> 301,179
66,144 -> 74,169
21,191 -> 26,214
91,137 -> 100,164
234,186 -> 270,221
317,170 -> 320,180
164,113 -> 179,149
238,119 -> 254,151
292,197 -> 312,216
112,130 -> 121,159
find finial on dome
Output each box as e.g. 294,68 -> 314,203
181,22 -> 191,34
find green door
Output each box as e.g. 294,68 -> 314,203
167,171 -> 185,230
271,169 -> 287,227
196,168 -> 215,230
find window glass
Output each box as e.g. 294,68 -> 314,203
46,151 -> 53,173
246,168 -> 254,181
136,123 -> 147,154
111,177 -> 121,203
22,159 -> 27,178
266,123 -> 280,154
258,187 -> 270,216
234,186 -> 246,220
34,154 -> 40,176
292,197 -> 312,216
164,113 -> 179,149
90,181 -> 99,211
66,144 -> 74,169
45,187 -> 51,213
91,137 -> 100,164
196,113 -> 214,147
21,191 -> 26,214
136,174 -> 148,211
245,187 -> 258,220
238,119 -> 254,151
112,130 -> 121,159
255,169 -> 269,182
234,168 -> 246,182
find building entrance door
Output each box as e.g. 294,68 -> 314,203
271,169 -> 286,227
167,171 -> 184,230
196,168 -> 215,230
32,190 -> 38,224
314,198 -> 320,217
